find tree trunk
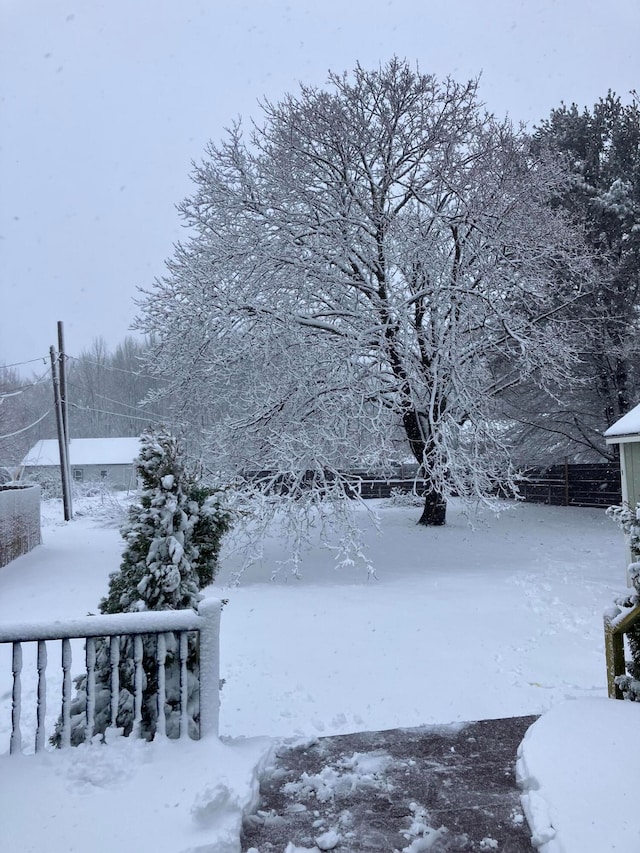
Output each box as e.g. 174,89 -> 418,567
402,409 -> 447,526
417,489 -> 447,526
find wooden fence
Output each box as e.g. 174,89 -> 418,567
355,463 -> 623,506
357,478 -> 426,499
515,463 -> 622,508
242,464 -> 622,507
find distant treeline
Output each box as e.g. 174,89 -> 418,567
0,337 -> 170,466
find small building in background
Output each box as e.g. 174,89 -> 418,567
604,404 -> 640,511
605,404 -> 640,576
21,437 -> 141,492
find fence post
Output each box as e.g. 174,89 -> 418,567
197,598 -> 222,738
604,617 -> 626,699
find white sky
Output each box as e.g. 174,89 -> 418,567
1,0 -> 638,371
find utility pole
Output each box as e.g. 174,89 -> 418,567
57,321 -> 72,518
50,346 -> 72,521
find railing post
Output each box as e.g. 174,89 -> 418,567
35,640 -> 47,752
132,634 -> 144,738
61,638 -> 72,748
178,631 -> 189,739
155,633 -> 167,738
85,637 -> 97,743
604,617 -> 626,699
10,642 -> 23,755
604,603 -> 640,699
197,598 -> 222,739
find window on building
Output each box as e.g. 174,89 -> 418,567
100,470 -> 108,479
73,469 -> 83,482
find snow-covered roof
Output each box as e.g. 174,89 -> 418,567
604,404 -> 640,442
22,438 -> 141,467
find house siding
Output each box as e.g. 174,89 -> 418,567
28,463 -> 136,492
21,438 -> 140,492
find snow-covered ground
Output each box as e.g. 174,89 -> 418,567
0,495 -> 639,852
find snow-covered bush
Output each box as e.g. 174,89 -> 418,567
24,469 -> 61,499
388,487 -> 424,508
607,502 -> 640,558
51,427 -> 231,745
606,502 -> 640,700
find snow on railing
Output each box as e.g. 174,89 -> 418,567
603,601 -> 640,699
1,598 -> 222,754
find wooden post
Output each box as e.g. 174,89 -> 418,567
604,620 -> 626,699
57,322 -> 72,519
197,598 -> 222,738
50,347 -> 72,521
604,604 -> 640,699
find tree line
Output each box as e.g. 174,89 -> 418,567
0,336 -> 170,470
501,91 -> 640,466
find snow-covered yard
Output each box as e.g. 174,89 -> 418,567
1,495 -> 639,852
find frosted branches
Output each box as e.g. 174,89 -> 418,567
137,59 -> 593,528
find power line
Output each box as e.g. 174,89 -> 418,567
67,400 -> 182,428
94,392 -> 167,420
0,408 -> 52,440
66,353 -> 160,380
65,379 -> 169,422
1,356 -> 49,370
0,365 -> 53,396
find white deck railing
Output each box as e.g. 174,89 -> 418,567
1,598 -> 221,754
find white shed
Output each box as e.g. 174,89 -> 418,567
21,437 -> 141,491
605,404 -> 640,573
604,404 -> 640,511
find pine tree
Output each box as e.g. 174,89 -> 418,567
502,93 -> 640,462
51,427 -> 230,745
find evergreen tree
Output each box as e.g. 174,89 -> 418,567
502,93 -> 640,462
52,427 -> 230,745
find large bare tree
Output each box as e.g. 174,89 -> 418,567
138,59 -> 591,525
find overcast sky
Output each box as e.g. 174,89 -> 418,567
1,0 -> 638,372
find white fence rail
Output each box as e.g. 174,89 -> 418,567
1,598 -> 221,754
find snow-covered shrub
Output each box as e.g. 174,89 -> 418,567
607,502 -> 640,558
51,427 -> 231,746
606,502 -> 640,700
388,487 -> 424,508
24,469 -> 61,499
